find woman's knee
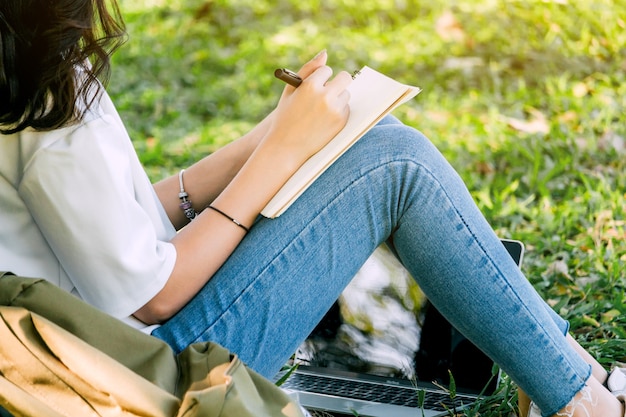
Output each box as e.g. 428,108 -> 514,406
359,122 -> 445,169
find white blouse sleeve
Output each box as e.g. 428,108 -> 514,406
18,112 -> 177,318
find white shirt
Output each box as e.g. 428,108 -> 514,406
0,89 -> 177,330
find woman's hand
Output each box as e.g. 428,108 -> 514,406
263,50 -> 353,166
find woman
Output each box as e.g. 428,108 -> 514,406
0,1 -> 624,416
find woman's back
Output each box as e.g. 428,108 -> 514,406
0,90 -> 177,328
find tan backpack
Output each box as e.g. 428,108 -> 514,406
0,272 -> 305,417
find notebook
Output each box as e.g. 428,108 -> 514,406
276,239 -> 525,417
261,66 -> 421,218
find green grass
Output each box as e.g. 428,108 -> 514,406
110,0 -> 626,415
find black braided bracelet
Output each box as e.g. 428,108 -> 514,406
207,205 -> 250,233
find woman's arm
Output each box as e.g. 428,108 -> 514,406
134,50 -> 353,324
153,112 -> 274,231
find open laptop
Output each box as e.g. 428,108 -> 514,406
277,239 -> 525,417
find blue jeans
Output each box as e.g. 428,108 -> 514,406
153,116 -> 590,416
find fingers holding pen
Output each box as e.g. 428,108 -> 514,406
326,70 -> 353,101
293,66 -> 351,131
277,50 -> 327,94
297,49 -> 328,79
281,62 -> 351,115
305,66 -> 352,92
269,53 -> 353,161
320,69 -> 352,119
300,66 -> 352,101
278,49 -> 352,107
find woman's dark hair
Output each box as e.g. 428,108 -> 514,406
0,0 -> 127,134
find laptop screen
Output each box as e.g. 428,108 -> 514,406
291,240 -> 523,396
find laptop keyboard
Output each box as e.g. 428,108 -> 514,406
281,372 -> 472,412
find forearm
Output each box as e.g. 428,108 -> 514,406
133,128 -> 312,324
154,113 -> 273,230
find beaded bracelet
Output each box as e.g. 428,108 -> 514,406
178,169 -> 197,222
207,205 -> 250,233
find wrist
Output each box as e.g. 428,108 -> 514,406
259,124 -> 315,171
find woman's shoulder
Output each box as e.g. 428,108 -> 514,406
2,88 -> 133,183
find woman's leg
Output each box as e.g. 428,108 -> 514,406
153,117 -> 590,415
518,333 -> 612,416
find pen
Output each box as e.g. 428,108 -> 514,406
274,68 -> 302,88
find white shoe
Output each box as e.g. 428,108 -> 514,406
527,401 -> 542,417
527,367 -> 626,417
607,367 -> 626,416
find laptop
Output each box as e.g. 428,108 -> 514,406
276,239 -> 525,417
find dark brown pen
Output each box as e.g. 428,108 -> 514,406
274,68 -> 303,88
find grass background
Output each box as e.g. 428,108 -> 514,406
109,0 -> 626,415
